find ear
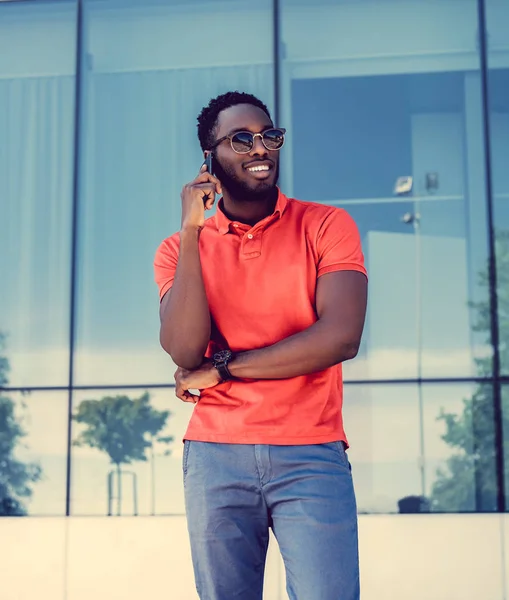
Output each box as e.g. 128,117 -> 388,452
203,150 -> 211,159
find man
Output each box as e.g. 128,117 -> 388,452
154,91 -> 367,600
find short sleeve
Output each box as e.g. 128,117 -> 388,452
316,208 -> 367,278
153,235 -> 180,301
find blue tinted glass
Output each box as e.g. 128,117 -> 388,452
281,0 -> 491,381
0,0 -> 77,387
74,0 -> 274,385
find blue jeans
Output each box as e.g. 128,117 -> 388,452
183,441 -> 359,600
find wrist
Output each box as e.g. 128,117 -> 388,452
180,225 -> 202,240
226,352 -> 246,379
212,349 -> 235,382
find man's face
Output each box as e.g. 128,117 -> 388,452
210,104 -> 280,201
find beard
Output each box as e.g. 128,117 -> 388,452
213,156 -> 279,203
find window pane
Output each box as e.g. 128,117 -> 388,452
0,0 -> 77,387
0,390 -> 68,517
343,382 -> 497,513
280,0 -> 492,381
343,384 -> 422,513
486,1 -> 509,375
71,387 -> 189,515
74,0 -> 274,386
422,382 -> 497,513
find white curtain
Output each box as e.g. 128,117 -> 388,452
0,76 -> 75,388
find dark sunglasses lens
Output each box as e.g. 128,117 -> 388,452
263,129 -> 285,150
231,132 -> 253,153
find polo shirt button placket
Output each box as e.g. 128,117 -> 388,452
241,230 -> 262,258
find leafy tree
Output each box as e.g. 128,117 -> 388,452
73,392 -> 173,515
431,231 -> 509,511
0,333 -> 42,516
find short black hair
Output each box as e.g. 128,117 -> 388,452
197,91 -> 272,152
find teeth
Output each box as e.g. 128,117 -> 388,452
248,165 -> 270,172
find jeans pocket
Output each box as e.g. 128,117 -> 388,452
331,441 -> 352,473
183,440 -> 191,479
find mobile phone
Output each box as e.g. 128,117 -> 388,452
203,153 -> 214,175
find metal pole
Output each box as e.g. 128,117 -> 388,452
150,442 -> 155,516
65,0 -> 84,519
107,471 -> 113,516
133,473 -> 138,517
272,0 -> 281,126
117,465 -> 122,516
414,208 -> 426,499
477,0 -> 505,512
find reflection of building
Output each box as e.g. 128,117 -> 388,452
1,1 -> 508,599
365,231 -> 472,380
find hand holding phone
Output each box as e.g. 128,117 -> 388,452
180,156 -> 222,232
203,153 -> 214,176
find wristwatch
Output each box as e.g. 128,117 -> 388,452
212,349 -> 234,382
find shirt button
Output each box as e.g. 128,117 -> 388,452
247,233 -> 253,239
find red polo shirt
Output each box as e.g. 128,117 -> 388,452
154,190 -> 366,445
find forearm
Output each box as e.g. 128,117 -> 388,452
228,319 -> 359,380
160,228 -> 210,369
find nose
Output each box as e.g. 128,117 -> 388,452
249,133 -> 268,157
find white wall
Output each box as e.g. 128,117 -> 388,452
0,514 -> 506,600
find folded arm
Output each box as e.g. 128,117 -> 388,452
228,270 -> 367,379
174,270 -> 367,400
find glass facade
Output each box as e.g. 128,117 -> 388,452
0,0 -> 507,517
486,0 -> 509,378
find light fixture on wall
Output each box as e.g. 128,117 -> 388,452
394,175 -> 413,196
401,211 -> 421,226
425,172 -> 439,193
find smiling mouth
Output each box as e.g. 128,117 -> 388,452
245,162 -> 273,176
247,165 -> 270,173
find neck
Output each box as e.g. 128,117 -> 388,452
221,187 -> 278,226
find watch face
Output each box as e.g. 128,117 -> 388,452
214,349 -> 232,364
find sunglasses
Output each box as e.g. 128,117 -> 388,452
210,128 -> 286,154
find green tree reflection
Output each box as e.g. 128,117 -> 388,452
431,231 -> 509,511
73,392 -> 173,515
0,333 -> 42,516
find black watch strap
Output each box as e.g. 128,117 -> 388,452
215,362 -> 233,382
212,350 -> 234,382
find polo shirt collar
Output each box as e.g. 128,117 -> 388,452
214,188 -> 288,235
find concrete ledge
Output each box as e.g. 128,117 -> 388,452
0,514 -> 505,600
